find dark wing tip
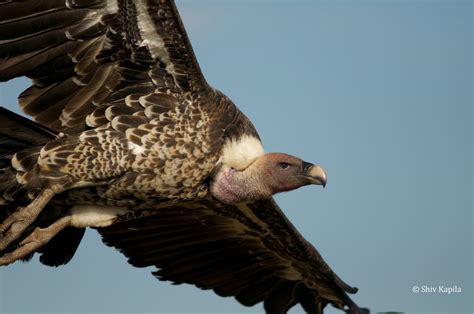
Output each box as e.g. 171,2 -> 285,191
346,306 -> 371,314
335,275 -> 359,294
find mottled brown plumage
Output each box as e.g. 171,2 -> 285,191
0,1 -> 367,313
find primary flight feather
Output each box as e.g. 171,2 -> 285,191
0,1 -> 367,313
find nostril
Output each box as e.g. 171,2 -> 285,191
302,161 -> 314,172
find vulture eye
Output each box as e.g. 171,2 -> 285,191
278,162 -> 290,170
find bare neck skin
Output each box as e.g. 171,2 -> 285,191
210,163 -> 270,204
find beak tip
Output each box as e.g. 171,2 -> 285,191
305,163 -> 327,188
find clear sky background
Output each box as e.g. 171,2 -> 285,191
0,0 -> 472,313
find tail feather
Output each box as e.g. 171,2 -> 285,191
38,226 -> 86,267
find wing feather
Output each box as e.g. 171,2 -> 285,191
98,199 -> 366,313
0,0 -> 208,131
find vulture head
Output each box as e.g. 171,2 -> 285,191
210,152 -> 327,204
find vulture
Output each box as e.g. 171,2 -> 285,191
0,1 -> 368,313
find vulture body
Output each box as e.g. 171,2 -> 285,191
0,1 -> 367,313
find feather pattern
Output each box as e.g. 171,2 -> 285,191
99,198 -> 365,313
0,0 -> 207,131
0,1 -> 367,313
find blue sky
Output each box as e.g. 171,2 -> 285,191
0,0 -> 472,313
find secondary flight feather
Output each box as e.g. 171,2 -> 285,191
0,1 -> 367,313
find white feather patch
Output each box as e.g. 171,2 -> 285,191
135,0 -> 177,77
106,0 -> 118,14
70,205 -> 128,228
128,141 -> 145,155
220,135 -> 264,170
85,114 -> 95,128
11,153 -> 24,172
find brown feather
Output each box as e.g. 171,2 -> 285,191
0,2 -> 366,313
98,199 -> 363,313
0,0 -> 209,131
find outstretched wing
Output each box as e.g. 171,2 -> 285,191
99,199 -> 366,314
0,0 -> 207,131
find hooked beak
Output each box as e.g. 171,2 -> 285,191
302,161 -> 327,188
